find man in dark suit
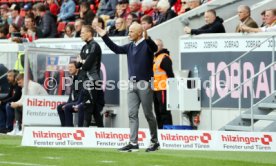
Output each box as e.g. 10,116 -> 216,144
236,5 -> 258,32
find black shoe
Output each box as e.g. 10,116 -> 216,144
145,142 -> 160,152
118,143 -> 139,152
0,128 -> 7,134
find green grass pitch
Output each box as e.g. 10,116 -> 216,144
0,135 -> 276,166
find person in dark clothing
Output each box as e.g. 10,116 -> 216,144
0,70 -> 21,133
184,9 -> 225,35
109,18 -> 127,37
0,64 -> 8,93
57,62 -> 86,127
36,3 -> 57,38
153,39 -> 174,129
76,25 -> 105,127
156,0 -> 177,25
95,23 -> 160,152
80,2 -> 95,25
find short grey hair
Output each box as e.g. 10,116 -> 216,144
238,5 -> 251,15
157,0 -> 170,10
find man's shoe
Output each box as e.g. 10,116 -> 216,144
118,143 -> 139,152
7,129 -> 17,136
16,130 -> 23,136
145,142 -> 160,152
0,128 -> 7,134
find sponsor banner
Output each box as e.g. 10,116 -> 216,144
180,37 -> 276,52
180,36 -> 276,108
22,127 -> 276,152
23,96 -> 67,125
22,127 -> 151,148
218,131 -> 275,152
158,130 -> 276,152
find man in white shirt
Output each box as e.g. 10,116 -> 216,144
7,73 -> 48,135
240,9 -> 276,32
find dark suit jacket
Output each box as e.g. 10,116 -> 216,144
236,17 -> 258,32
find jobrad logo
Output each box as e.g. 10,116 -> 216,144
161,132 -> 212,144
95,131 -> 146,142
221,134 -> 273,145
33,130 -> 85,141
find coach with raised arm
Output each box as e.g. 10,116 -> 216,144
95,22 -> 159,152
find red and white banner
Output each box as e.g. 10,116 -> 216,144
22,127 -> 151,148
22,127 -> 276,152
23,96 -> 68,125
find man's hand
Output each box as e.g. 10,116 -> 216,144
143,29 -> 148,39
95,26 -> 107,37
62,105 -> 65,111
184,26 -> 192,34
10,102 -> 17,109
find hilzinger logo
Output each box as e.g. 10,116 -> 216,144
221,134 -> 273,145
33,130 -> 85,141
95,131 -> 146,142
27,98 -> 65,110
161,133 -> 212,144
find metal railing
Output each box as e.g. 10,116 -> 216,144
209,35 -> 276,130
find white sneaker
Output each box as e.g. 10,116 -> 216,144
16,130 -> 23,136
7,129 -> 17,136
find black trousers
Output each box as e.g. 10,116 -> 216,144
83,88 -> 104,127
153,90 -> 173,129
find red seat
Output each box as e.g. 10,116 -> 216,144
57,22 -> 66,33
75,5 -> 79,12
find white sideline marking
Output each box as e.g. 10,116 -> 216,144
0,161 -> 56,166
100,160 -> 115,163
44,156 -> 62,160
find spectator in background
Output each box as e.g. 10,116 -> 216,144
156,0 -> 177,25
260,10 -> 266,27
20,26 -> 28,38
58,0 -> 76,22
129,0 -> 142,18
125,12 -> 139,35
8,73 -> 48,135
80,2 -> 95,25
116,0 -> 129,19
9,4 -> 24,28
74,19 -> 85,37
64,24 -> 76,38
177,0 -> 189,15
152,0 -> 161,25
141,0 -> 154,17
184,9 -> 225,35
240,9 -> 276,32
92,16 -> 105,37
0,4 -> 9,26
32,3 -> 42,27
37,3 -> 57,38
8,23 -> 20,38
235,5 -> 258,33
186,0 -> 200,11
109,17 -> 127,36
46,0 -> 60,16
97,0 -> 118,19
0,70 -> 21,134
23,3 -> 33,17
24,14 -> 43,39
141,15 -> 154,30
153,39 -> 174,129
0,26 -> 8,39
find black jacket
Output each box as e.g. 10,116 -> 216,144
77,39 -> 102,81
156,9 -> 177,25
67,71 -> 84,103
38,11 -> 57,38
191,17 -> 226,35
154,49 -> 174,78
0,83 -> 22,105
